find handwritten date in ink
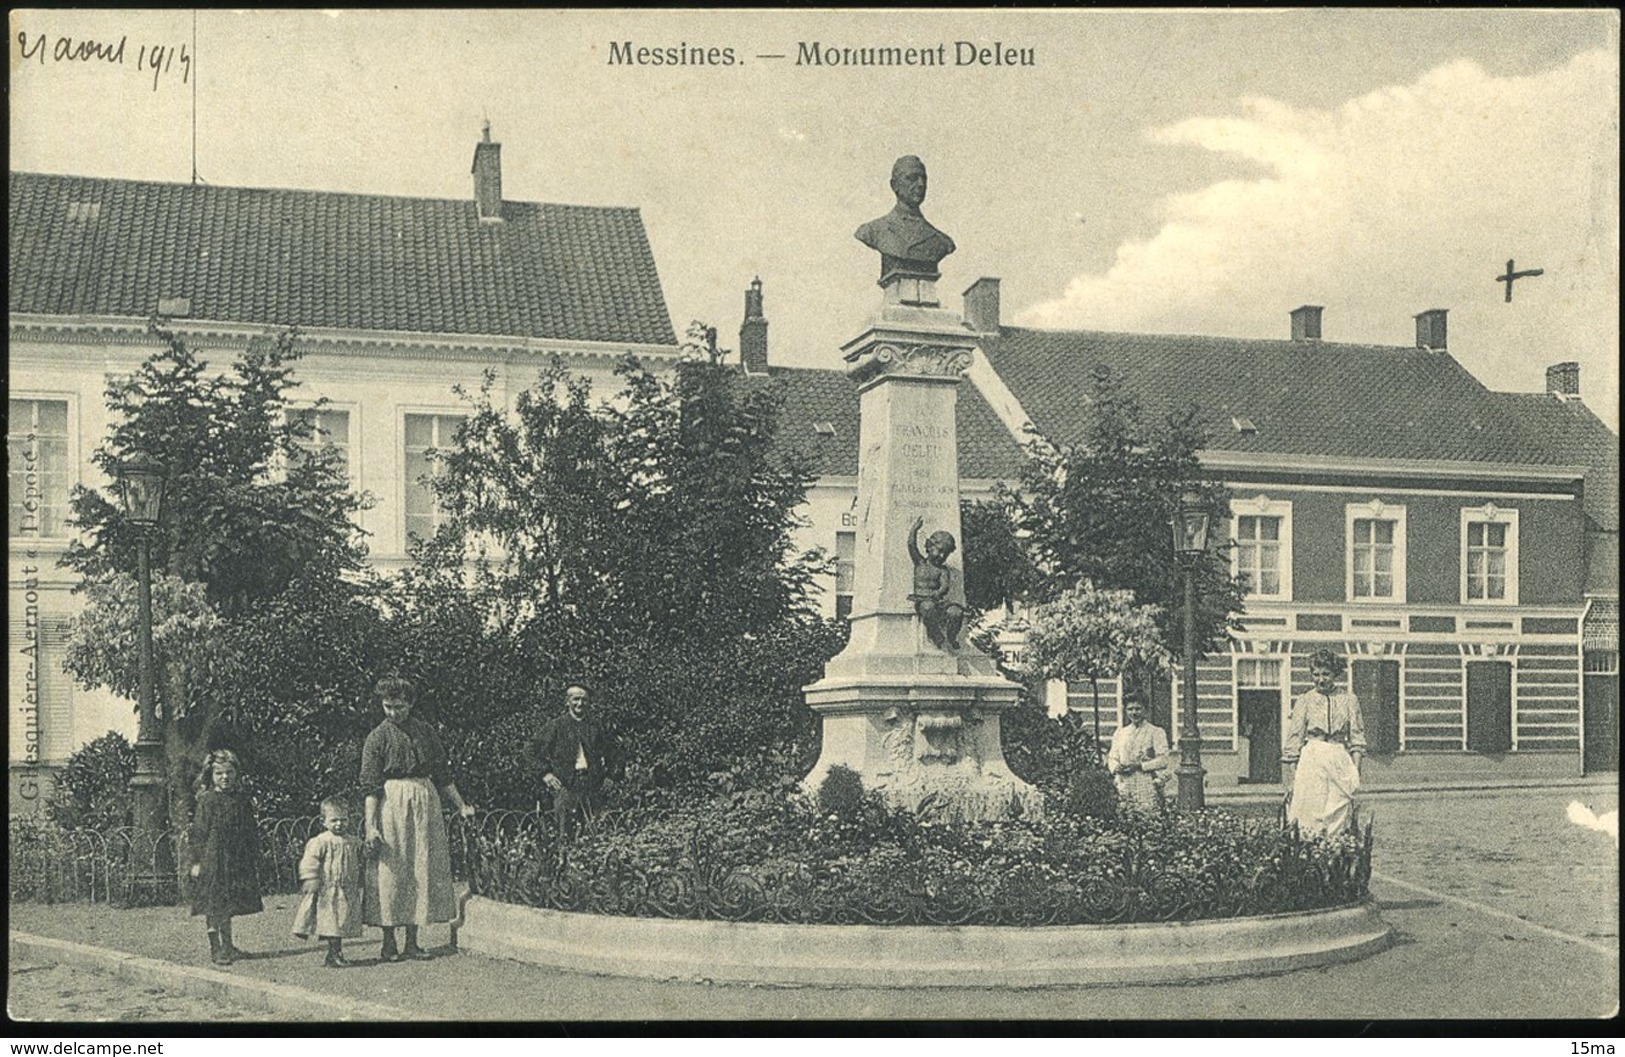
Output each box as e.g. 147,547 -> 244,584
15,31 -> 192,92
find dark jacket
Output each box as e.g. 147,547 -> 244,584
525,712 -> 620,790
188,788 -> 264,919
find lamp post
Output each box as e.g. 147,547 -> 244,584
117,451 -> 169,898
1171,488 -> 1211,812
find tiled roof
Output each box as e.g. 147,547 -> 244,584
757,365 -> 1025,481
1585,598 -> 1618,650
1493,392 -> 1619,532
8,171 -> 676,346
980,327 -> 1559,466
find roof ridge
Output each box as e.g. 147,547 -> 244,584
8,169 -> 643,215
996,323 -> 1433,357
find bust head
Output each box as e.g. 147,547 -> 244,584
890,155 -> 927,211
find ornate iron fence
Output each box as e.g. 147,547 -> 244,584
9,813 -> 326,906
450,808 -> 1376,927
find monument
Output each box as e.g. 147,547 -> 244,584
802,156 -> 1041,821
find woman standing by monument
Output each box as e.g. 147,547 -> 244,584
360,675 -> 476,961
1107,697 -> 1170,817
1283,649 -> 1367,837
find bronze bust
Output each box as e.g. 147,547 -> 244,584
855,156 -> 956,284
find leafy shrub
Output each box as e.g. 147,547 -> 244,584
48,731 -> 136,832
472,787 -> 1374,925
1062,768 -> 1119,820
9,815 -> 66,901
1001,702 -> 1108,795
816,765 -> 865,818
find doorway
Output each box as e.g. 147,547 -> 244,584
1236,657 -> 1284,783
1583,650 -> 1618,772
1353,659 -> 1401,756
1466,660 -> 1513,753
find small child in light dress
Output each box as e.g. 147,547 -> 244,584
292,795 -> 365,967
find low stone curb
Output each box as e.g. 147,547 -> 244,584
458,897 -> 1394,988
1205,774 -> 1616,805
8,931 -> 426,1022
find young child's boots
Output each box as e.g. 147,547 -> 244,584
218,920 -> 237,964
207,928 -> 228,966
324,938 -> 348,968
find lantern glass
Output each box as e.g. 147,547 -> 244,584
1172,490 -> 1211,557
118,452 -> 166,529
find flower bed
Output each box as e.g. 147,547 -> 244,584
454,791 -> 1373,927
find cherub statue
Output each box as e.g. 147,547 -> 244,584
908,516 -> 964,651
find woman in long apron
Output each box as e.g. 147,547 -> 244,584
360,676 -> 476,961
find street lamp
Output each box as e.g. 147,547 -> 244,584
1171,487 -> 1211,812
117,450 -> 169,898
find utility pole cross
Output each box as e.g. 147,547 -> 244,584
1497,258 -> 1544,302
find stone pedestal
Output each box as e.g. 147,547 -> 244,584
803,282 -> 1040,822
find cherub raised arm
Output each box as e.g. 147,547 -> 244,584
907,516 -> 964,651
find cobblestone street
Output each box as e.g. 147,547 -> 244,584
7,959 -> 272,1023
8,781 -> 1617,1024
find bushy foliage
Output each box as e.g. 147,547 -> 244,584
394,334 -> 845,804
1019,582 -> 1171,689
473,790 -> 1374,924
994,365 -> 1245,657
47,731 -> 136,832
417,341 -> 824,649
1001,703 -> 1112,811
1061,768 -> 1120,820
60,322 -> 374,849
816,765 -> 866,818
959,497 -> 1037,620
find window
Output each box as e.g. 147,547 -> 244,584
289,407 -> 351,481
834,531 -> 856,620
8,399 -> 70,538
403,413 -> 466,542
1231,496 -> 1291,600
1346,500 -> 1407,602
1461,505 -> 1519,605
1236,657 -> 1282,689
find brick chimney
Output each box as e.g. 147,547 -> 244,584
1290,305 -> 1323,341
1414,308 -> 1448,350
963,277 -> 1001,333
471,121 -> 503,223
740,277 -> 769,375
1546,361 -> 1580,399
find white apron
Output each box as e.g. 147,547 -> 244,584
1288,738 -> 1360,837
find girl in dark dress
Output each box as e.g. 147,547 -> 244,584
188,749 -> 263,966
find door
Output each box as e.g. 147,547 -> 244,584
1238,689 -> 1281,782
1353,659 -> 1401,756
1235,657 -> 1284,782
1466,660 -> 1513,753
1583,650 -> 1619,772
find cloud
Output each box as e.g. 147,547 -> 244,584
1020,51 -> 1619,421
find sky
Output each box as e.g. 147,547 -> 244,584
10,9 -> 1620,426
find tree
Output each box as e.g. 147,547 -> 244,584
403,325 -> 842,801
61,321 -> 372,843
959,496 -> 1038,621
1005,364 -> 1244,660
1018,581 -> 1172,744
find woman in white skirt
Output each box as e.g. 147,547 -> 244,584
360,676 -> 476,961
1283,649 -> 1367,838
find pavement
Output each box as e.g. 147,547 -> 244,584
7,778 -> 1619,1024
